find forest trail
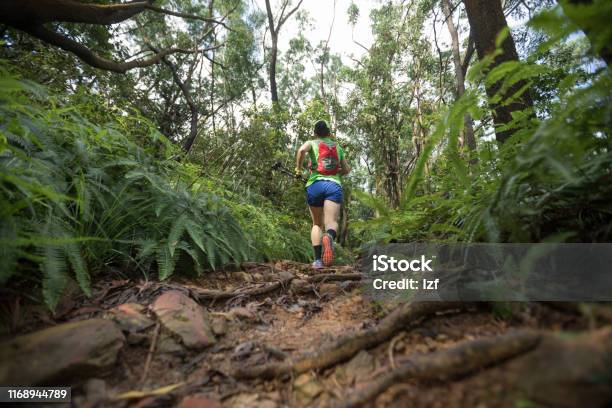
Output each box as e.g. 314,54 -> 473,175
2,262 -> 611,407
2,0 -> 612,405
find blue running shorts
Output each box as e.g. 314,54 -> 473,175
306,180 -> 343,207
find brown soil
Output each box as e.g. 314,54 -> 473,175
2,261 -> 608,408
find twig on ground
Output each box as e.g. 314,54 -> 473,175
193,271 -> 294,301
307,273 -> 362,283
140,322 -> 161,388
388,332 -> 405,370
262,343 -> 289,360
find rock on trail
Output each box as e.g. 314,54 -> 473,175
106,303 -> 155,333
151,290 -> 216,350
0,319 -> 124,386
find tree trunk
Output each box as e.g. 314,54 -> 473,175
264,0 -> 303,108
463,0 -> 534,144
442,0 -> 476,152
269,36 -> 279,104
160,57 -> 198,154
386,141 -> 401,209
264,0 -> 279,105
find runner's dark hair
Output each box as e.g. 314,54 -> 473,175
314,120 -> 331,137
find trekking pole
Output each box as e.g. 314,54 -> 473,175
271,162 -> 307,183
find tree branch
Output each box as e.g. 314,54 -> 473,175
203,53 -> 227,69
0,0 -> 235,29
461,32 -> 475,77
0,0 -> 150,27
264,0 -> 277,35
353,39 -> 369,53
431,7 -> 447,106
157,51 -> 199,153
441,0 -> 462,24
145,4 -> 233,31
278,0 -> 304,28
23,25 -> 213,73
275,0 -> 290,32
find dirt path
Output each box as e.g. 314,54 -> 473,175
2,261 -> 611,407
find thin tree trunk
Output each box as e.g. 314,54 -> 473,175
248,65 -> 258,110
264,0 -> 279,105
319,0 -> 336,114
210,38 -> 217,134
463,0 -> 534,144
442,0 -> 476,152
269,37 -> 279,104
264,0 -> 303,108
163,58 -> 198,154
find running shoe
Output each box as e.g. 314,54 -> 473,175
321,233 -> 334,267
311,259 -> 324,269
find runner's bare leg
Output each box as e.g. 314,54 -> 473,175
323,200 -> 340,233
309,206 -> 324,245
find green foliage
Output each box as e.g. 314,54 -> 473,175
342,0 -> 438,209
347,2 -> 360,26
293,99 -> 333,141
0,67 -> 307,310
485,72 -> 612,242
190,175 -> 312,263
4,0 -> 610,313
352,1 -> 612,246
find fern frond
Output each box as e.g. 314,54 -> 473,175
64,242 -> 91,296
167,214 -> 188,257
40,245 -> 69,311
156,244 -> 176,280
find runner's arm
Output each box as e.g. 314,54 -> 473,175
295,141 -> 310,174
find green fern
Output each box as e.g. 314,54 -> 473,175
40,245 -> 69,311
156,244 -> 177,280
64,242 -> 90,296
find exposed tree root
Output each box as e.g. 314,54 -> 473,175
506,327 -> 612,407
306,273 -> 362,283
191,270 -> 362,302
273,259 -> 355,274
545,302 -> 612,324
332,329 -> 541,408
193,271 -> 294,301
232,302 -> 466,380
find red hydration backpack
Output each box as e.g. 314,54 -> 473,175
316,140 -> 340,175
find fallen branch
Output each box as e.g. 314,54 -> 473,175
332,329 -> 541,408
261,343 -> 289,361
306,273 -> 362,283
140,322 -> 161,388
193,272 -> 294,301
233,302 -> 466,380
273,260 -> 354,274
